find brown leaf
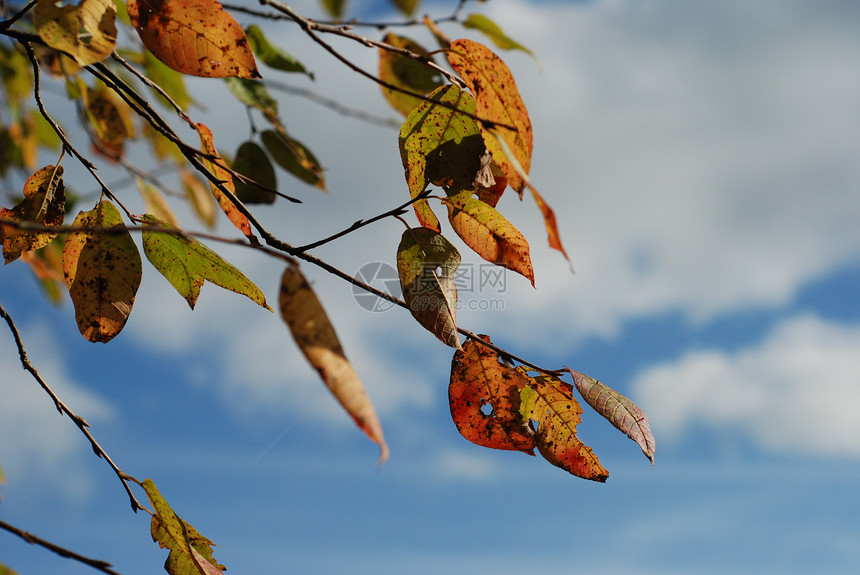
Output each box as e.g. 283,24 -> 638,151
0,164 -> 65,264
449,336 -> 536,453
127,0 -> 260,79
447,39 -> 533,197
279,266 -> 389,463
567,368 -> 656,464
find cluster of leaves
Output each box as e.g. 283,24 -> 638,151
1,1 -> 655,574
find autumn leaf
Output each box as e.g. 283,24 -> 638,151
529,185 -> 570,263
462,14 -> 535,58
232,141 -> 277,204
141,215 -> 271,311
81,81 -> 135,158
34,0 -> 117,67
396,227 -> 461,349
63,201 -> 141,343
260,129 -> 326,191
446,197 -> 535,286
144,50 -> 193,110
245,25 -> 313,78
449,336 -> 536,453
141,478 -> 226,575
379,33 -> 443,117
447,39 -> 533,196
398,84 -> 485,230
0,164 -> 65,264
567,368 -> 656,464
21,239 -> 66,304
196,123 -> 254,238
279,266 -> 389,463
137,178 -> 179,226
180,167 -> 216,228
127,0 -> 260,79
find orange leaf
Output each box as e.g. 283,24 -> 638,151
568,369 -> 656,464
62,201 -> 142,343
195,123 -> 253,238
529,185 -> 570,263
127,0 -> 260,79
447,39 -> 533,197
446,197 -> 534,286
0,164 -> 65,264
519,376 -> 609,482
449,336 -> 536,453
279,266 -> 389,463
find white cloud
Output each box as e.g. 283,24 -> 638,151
633,314 -> 860,456
0,322 -> 114,501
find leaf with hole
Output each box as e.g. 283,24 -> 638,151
396,227 -> 461,349
127,0 -> 260,78
447,39 -> 533,196
63,201 -> 141,343
279,266 -> 389,463
141,215 -> 271,311
0,164 -> 65,264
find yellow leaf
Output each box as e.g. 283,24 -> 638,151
447,39 -> 533,196
62,201 -> 141,342
127,0 -> 260,79
180,167 -> 216,228
34,0 -> 118,67
196,123 -> 254,238
137,178 -> 179,226
446,197 -> 534,286
279,266 -> 389,463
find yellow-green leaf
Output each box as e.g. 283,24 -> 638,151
396,227 -> 461,349
391,0 -> 419,16
319,0 -> 346,19
447,39 -> 533,196
180,167 -> 216,229
141,215 -> 271,311
224,78 -> 279,126
0,164 -> 66,264
446,197 -> 534,286
126,0 -> 260,79
279,266 -> 389,463
260,129 -> 325,191
245,25 -> 313,78
63,201 -> 141,343
462,13 -> 535,57
398,84 -> 484,230
379,33 -> 443,117
34,0 -> 118,67
136,177 -> 179,226
141,478 -> 226,575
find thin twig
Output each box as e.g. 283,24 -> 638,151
0,304 -> 145,512
0,518 -> 123,575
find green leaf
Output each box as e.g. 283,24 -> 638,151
63,200 -> 141,343
396,227 -> 461,348
462,13 -> 535,57
245,25 -> 314,78
141,215 -> 271,311
224,77 -> 279,125
379,33 -> 443,117
232,141 -> 277,204
260,129 -> 326,191
391,0 -> 419,16
446,197 -> 535,286
319,0 -> 346,18
141,478 -> 226,575
398,84 -> 485,230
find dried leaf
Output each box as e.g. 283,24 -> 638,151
34,0 -> 117,67
279,266 -> 389,463
127,0 -> 260,79
260,129 -> 326,191
567,368 -> 656,464
82,82 -> 135,158
0,164 -> 65,264
447,39 -> 533,196
519,377 -> 609,482
446,197 -> 535,286
195,123 -> 254,238
396,227 -> 461,349
141,478 -> 226,575
141,215 -> 271,311
379,33 -> 443,117
449,336 -> 536,453
63,201 -> 141,343
21,239 -> 66,304
398,84 -> 484,230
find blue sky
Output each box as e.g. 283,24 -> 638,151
2,0 -> 860,573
